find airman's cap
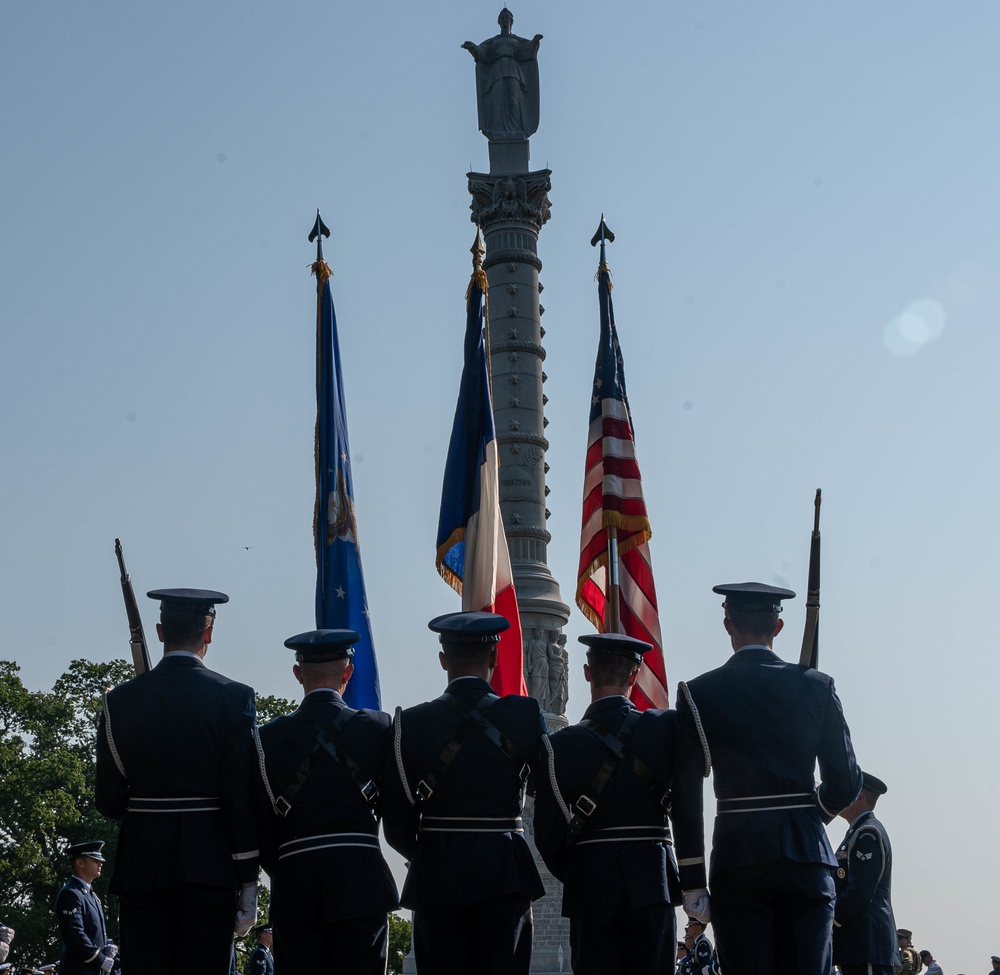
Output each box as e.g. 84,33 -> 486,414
147,589 -> 229,617
284,629 -> 359,663
66,840 -> 105,862
861,771 -> 888,796
578,633 -> 652,662
428,611 -> 509,646
685,917 -> 706,930
990,956 -> 999,964
253,923 -> 272,934
897,929 -> 913,939
38,965 -> 57,973
714,582 -> 795,612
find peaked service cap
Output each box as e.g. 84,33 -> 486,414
713,582 -> 795,612
283,629 -> 359,663
578,632 -> 652,662
428,611 -> 509,645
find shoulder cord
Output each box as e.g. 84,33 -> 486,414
847,822 -> 887,885
252,725 -> 279,813
102,689 -> 127,779
393,707 -> 415,807
677,681 -> 712,777
541,735 -> 572,823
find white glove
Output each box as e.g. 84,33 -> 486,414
234,882 -> 258,937
101,956 -> 114,973
105,942 -> 119,958
682,887 -> 711,923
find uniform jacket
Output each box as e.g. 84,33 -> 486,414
247,943 -> 273,975
832,810 -> 900,967
95,653 -> 260,892
676,647 -> 861,878
678,933 -> 719,975
533,697 -> 704,916
381,676 -> 547,909
255,688 -> 399,923
55,876 -> 113,975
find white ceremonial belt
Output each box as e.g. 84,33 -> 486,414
420,815 -> 523,834
716,792 -> 814,814
128,796 -> 221,813
278,832 -> 381,860
576,825 -> 671,847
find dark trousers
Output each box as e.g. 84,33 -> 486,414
413,895 -> 532,975
272,912 -> 387,975
570,901 -> 674,975
710,861 -> 835,975
840,966 -> 895,975
119,885 -> 235,975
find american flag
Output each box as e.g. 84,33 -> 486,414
577,259 -> 669,710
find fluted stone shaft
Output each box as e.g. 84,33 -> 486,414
468,170 -> 570,728
458,16 -> 572,975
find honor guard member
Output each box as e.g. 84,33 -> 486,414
95,589 -> 261,975
533,633 -> 704,975
676,582 -> 862,975
254,630 -> 399,974
990,955 -> 1000,972
381,612 -> 548,975
247,924 -> 273,975
832,772 -> 900,975
54,841 -> 117,974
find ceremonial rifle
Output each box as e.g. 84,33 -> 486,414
798,489 -> 822,669
115,538 -> 152,675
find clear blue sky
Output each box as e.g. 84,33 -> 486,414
3,0 -> 998,968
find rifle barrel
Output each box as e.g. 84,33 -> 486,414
798,490 -> 822,669
115,538 -> 152,675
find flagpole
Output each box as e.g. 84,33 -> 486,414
592,215 -> 622,634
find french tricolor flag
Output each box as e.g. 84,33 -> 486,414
436,247 -> 526,697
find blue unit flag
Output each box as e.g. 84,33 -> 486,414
313,257 -> 381,709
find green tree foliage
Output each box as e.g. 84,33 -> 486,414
0,658 -> 133,968
254,693 -> 298,726
388,912 -> 413,975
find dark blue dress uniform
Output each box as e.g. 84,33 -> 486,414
380,613 -> 547,975
533,634 -> 705,975
832,785 -> 899,975
95,590 -> 259,975
675,583 -> 862,975
684,928 -> 720,975
55,844 -> 114,975
246,927 -> 274,975
255,630 -> 399,975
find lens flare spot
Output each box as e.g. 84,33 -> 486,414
883,298 -> 946,356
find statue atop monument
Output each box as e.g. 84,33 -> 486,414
463,8 -> 542,143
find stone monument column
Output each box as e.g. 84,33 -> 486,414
465,10 -> 571,973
